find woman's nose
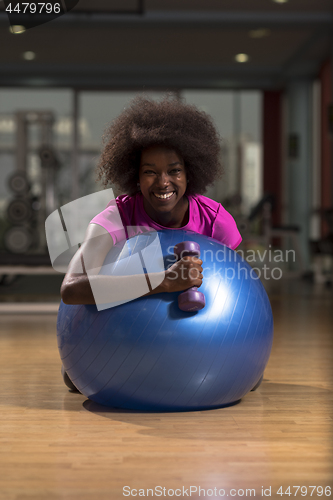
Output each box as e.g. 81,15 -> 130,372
155,173 -> 170,187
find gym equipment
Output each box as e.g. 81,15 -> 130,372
4,226 -> 33,254
174,241 -> 205,312
7,199 -> 32,224
3,111 -> 59,256
39,146 -> 58,168
7,171 -> 30,195
57,229 -> 273,411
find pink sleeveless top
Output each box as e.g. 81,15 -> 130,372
90,192 -> 242,250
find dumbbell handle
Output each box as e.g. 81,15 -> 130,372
173,241 -> 205,312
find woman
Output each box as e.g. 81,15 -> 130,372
61,95 -> 242,306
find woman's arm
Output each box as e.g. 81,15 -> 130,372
61,224 -> 203,305
60,223 -> 113,304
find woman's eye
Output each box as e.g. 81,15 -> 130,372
170,169 -> 181,174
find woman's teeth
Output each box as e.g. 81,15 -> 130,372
154,192 -> 175,199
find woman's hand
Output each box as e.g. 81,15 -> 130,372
163,255 -> 203,293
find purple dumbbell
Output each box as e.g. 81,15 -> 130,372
173,241 -> 205,312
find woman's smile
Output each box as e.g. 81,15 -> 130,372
152,191 -> 176,201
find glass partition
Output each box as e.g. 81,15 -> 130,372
0,87 -> 262,260
182,90 -> 262,214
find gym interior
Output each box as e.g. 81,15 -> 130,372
0,1 -> 332,499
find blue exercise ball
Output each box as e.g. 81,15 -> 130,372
57,229 -> 273,411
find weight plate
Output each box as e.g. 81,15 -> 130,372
7,199 -> 32,224
4,226 -> 33,254
7,172 -> 30,194
39,147 -> 57,167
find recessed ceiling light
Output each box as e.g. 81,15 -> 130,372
272,0 -> 288,3
9,25 -> 26,34
249,28 -> 271,38
22,51 -> 36,61
235,53 -> 249,63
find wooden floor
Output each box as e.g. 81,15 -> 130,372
0,281 -> 332,500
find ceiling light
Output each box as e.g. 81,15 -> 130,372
9,25 -> 26,34
249,28 -> 271,38
272,0 -> 288,3
235,53 -> 249,63
22,51 -> 36,61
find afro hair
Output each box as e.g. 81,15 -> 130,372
96,94 -> 223,196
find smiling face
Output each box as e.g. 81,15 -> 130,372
138,145 -> 188,223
